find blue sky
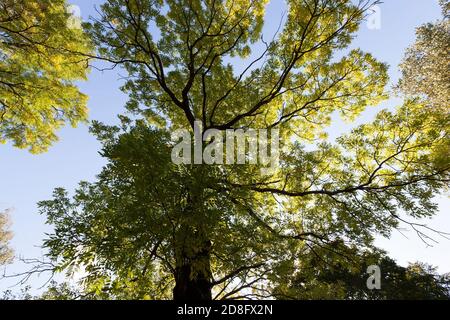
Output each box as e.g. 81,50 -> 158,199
1,0 -> 449,293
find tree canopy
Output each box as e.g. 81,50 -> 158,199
2,0 -> 447,300
397,0 -> 449,112
272,243 -> 450,300
4,248 -> 450,301
0,210 -> 13,266
0,0 -> 92,153
30,0 -> 450,300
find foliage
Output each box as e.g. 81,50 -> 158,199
1,281 -> 83,300
1,286 -> 33,300
0,210 -> 13,266
33,0 -> 450,300
0,0 -> 92,153
396,0 -> 449,112
273,244 -> 450,300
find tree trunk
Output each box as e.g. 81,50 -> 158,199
173,239 -> 212,301
173,170 -> 213,301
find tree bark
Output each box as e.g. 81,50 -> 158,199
173,170 -> 213,301
173,239 -> 212,301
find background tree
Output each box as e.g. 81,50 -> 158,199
0,210 -> 13,266
0,0 -> 92,153
396,0 -> 449,112
33,0 -> 449,300
1,281 -> 83,300
273,243 -> 450,300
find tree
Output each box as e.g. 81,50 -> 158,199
0,0 -> 92,153
272,244 -> 450,300
35,0 -> 449,300
0,210 -> 13,265
1,281 -> 84,300
396,0 -> 449,112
